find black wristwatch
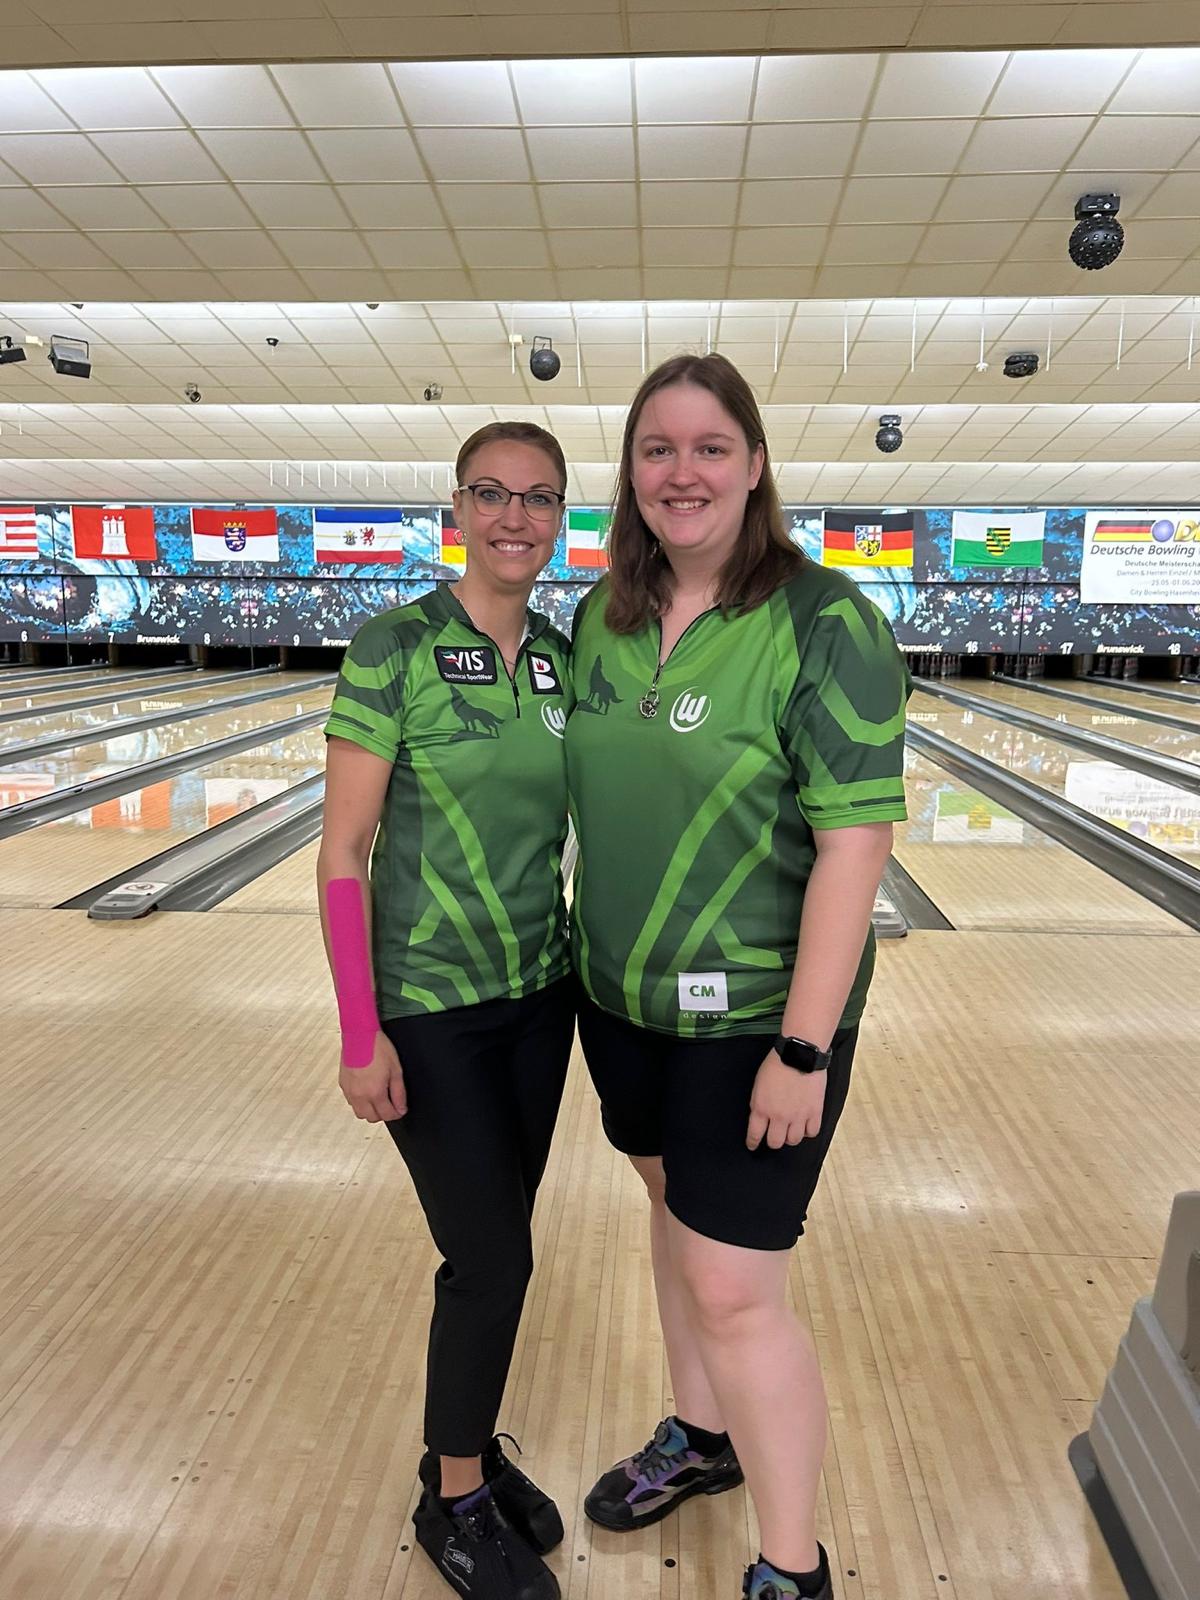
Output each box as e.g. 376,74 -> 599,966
772,1034 -> 832,1073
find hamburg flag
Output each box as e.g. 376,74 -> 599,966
313,506 -> 408,564
0,506 -> 39,561
440,509 -> 466,568
71,505 -> 157,561
566,507 -> 609,569
951,510 -> 1044,569
191,507 -> 279,563
822,509 -> 913,568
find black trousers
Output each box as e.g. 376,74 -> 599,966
381,976 -> 575,1457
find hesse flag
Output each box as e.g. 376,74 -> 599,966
313,506 -> 408,564
822,509 -> 913,568
0,506 -> 39,560
566,508 -> 609,569
440,509 -> 466,568
71,505 -> 157,560
951,510 -> 1044,569
191,508 -> 279,563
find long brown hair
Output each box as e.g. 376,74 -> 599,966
604,353 -> 803,634
455,421 -> 567,493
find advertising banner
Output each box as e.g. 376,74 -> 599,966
1081,511 -> 1200,605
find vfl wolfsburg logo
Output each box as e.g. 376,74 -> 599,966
669,688 -> 711,733
541,704 -> 566,739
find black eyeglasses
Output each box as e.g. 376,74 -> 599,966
459,482 -> 566,520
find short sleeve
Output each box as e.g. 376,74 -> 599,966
780,590 -> 910,830
324,616 -> 407,762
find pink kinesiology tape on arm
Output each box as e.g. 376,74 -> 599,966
326,877 -> 381,1069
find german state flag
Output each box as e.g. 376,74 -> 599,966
822,509 -> 914,568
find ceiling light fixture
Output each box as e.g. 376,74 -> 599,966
875,413 -> 903,454
48,335 -> 90,379
1069,193 -> 1124,270
0,335 -> 27,367
530,336 -> 560,382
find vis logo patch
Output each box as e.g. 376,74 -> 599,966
435,645 -> 497,685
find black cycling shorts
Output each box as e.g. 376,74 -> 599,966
576,989 -> 857,1252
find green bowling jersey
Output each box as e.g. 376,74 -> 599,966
325,583 -> 572,1019
565,567 -> 910,1038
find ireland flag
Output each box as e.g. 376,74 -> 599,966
566,507 -> 609,569
951,510 -> 1045,569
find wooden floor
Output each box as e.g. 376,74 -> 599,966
2,907 -> 1194,1600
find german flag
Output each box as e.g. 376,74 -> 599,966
822,509 -> 914,568
440,508 -> 466,568
1091,519 -> 1154,541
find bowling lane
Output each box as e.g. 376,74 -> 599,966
1045,678 -> 1200,723
964,679 -> 1200,765
0,720 -> 330,909
895,749 -> 1191,935
909,690 -> 1200,863
220,837 -> 320,913
0,666 -> 203,719
0,670 -> 315,752
0,681 -> 332,808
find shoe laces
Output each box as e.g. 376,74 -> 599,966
453,1490 -> 501,1546
742,1573 -> 782,1600
633,1419 -> 683,1484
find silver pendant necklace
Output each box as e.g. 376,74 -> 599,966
639,661 -> 664,719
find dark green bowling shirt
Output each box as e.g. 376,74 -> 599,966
325,583 -> 572,1019
565,566 -> 910,1038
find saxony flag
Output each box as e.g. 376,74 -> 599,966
951,510 -> 1044,569
822,509 -> 913,568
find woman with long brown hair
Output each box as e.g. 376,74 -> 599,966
565,355 -> 909,1600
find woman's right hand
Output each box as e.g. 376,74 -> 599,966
338,1030 -> 407,1123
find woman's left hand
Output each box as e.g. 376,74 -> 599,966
746,1050 -> 827,1150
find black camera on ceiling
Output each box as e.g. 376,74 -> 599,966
0,335 -> 26,366
530,336 -> 560,382
1003,351 -> 1040,379
1069,193 -> 1124,270
875,413 -> 903,454
184,382 -> 202,403
423,382 -> 443,402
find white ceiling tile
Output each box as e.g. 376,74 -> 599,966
737,178 -> 841,227
43,185 -> 163,229
338,184 -> 443,228
825,224 -> 925,265
635,57 -> 755,122
388,61 -> 518,126
150,64 -> 296,128
198,129 -> 325,181
309,128 -> 424,183
454,229 -> 551,269
511,59 -> 631,125
640,180 -> 739,227
0,188 -> 76,227
553,230 -> 642,269
180,230 -> 290,269
871,51 -> 1009,119
643,226 -> 732,266
837,175 -> 948,223
237,182 -> 352,229
9,230 -> 119,268
362,231 -> 462,269
745,123 -> 858,179
89,232 -> 205,270
732,227 -> 823,267
638,124 -> 747,181
961,116 -> 1093,173
988,49 -> 1137,116
526,127 -> 634,181
137,183 -> 259,228
35,66 -> 184,129
93,130 -> 225,182
537,181 -> 637,227
1071,115 -> 1200,171
1134,170 -> 1200,217
936,173 -> 1057,221
438,183 -> 540,227
1107,50 -> 1200,114
0,132 -> 121,183
753,54 -> 877,123
416,127 -> 529,182
0,71 -> 75,132
271,63 -> 401,128
854,119 -> 974,175
281,230 -> 378,270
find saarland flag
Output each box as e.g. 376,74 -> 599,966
191,508 -> 279,563
566,507 -> 609,569
71,505 -> 157,561
0,507 -> 39,561
822,509 -> 913,568
313,507 -> 408,564
951,510 -> 1045,569
440,509 -> 466,568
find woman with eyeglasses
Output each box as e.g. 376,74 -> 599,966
317,421 -> 574,1600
